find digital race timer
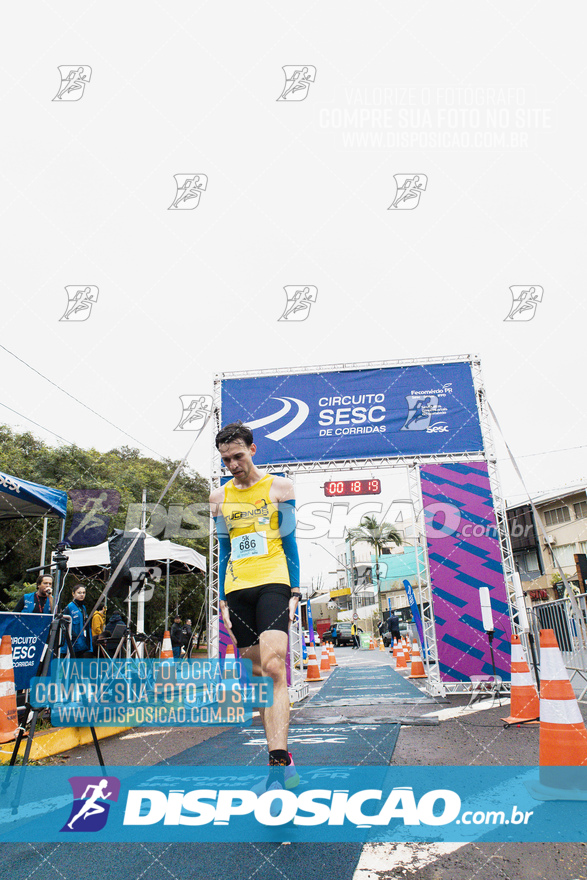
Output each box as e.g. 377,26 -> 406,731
323,479 -> 381,497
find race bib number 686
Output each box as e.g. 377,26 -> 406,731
231,533 -> 268,561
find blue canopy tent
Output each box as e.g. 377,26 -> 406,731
0,471 -> 67,521
0,473 -> 68,689
0,470 -> 68,585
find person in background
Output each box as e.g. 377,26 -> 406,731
387,611 -> 401,653
15,574 -> 54,614
96,609 -> 126,657
62,584 -> 93,657
91,601 -> 106,654
182,618 -> 193,657
170,615 -> 183,659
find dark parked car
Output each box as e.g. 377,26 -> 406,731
322,622 -> 363,647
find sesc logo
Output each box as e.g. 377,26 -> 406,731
426,422 -> 449,434
246,397 -> 309,441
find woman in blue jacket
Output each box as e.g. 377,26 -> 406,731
63,584 -> 93,657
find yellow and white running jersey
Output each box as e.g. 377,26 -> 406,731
221,473 -> 290,594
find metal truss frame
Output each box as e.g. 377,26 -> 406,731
289,614 -> 309,703
471,358 -> 519,638
215,352 -> 474,381
206,374 -> 223,663
207,354 -> 514,700
253,450 -> 487,476
407,463 -> 445,696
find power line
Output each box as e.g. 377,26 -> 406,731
497,443 -> 587,462
0,343 -> 165,459
0,401 -> 75,446
505,482 -> 586,503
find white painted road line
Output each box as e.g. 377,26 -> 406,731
423,699 -> 510,721
0,796 -> 72,826
353,842 -> 465,877
120,729 -> 173,739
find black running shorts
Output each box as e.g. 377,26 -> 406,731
225,583 -> 291,648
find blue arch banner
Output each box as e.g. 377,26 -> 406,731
220,362 -> 482,466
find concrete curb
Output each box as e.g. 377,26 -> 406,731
0,725 -> 132,763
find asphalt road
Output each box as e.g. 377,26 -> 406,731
1,647 -> 586,879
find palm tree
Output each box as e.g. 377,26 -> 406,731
347,515 -> 402,596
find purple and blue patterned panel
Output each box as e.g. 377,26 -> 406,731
420,462 -> 511,682
219,619 -> 238,659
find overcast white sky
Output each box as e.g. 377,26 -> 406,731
1,2 -> 585,586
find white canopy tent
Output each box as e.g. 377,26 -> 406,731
57,530 -> 206,654
60,529 -> 206,574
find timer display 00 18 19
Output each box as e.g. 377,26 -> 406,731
323,479 -> 381,497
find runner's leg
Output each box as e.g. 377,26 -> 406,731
239,630 -> 288,751
258,629 -> 289,752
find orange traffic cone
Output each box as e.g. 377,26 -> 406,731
160,631 -> 173,659
408,640 -> 427,679
392,640 -> 400,658
524,629 -> 587,799
320,643 -> 331,673
501,635 -> 539,726
396,642 -> 407,670
539,629 -> 587,763
369,635 -> 375,651
0,635 -> 19,743
328,642 -> 338,667
305,646 -> 324,682
379,637 -> 385,652
223,641 -> 239,679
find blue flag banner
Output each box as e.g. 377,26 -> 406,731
0,613 -> 51,689
402,579 -> 425,651
306,600 -> 316,646
296,607 -> 307,660
0,765 -> 585,843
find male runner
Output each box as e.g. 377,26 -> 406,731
210,421 -> 301,794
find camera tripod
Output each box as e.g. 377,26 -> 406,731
9,611 -> 104,768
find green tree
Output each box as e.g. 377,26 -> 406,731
0,424 -> 209,637
348,515 -> 402,596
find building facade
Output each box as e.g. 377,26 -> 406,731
506,484 -> 587,602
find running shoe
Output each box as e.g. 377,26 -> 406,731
284,752 -> 299,790
251,753 -> 300,795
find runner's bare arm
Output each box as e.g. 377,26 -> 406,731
209,487 -> 236,643
269,476 -> 295,504
209,485 -> 225,517
270,477 -> 301,621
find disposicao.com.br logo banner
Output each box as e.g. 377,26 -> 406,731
1,766 -> 586,843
